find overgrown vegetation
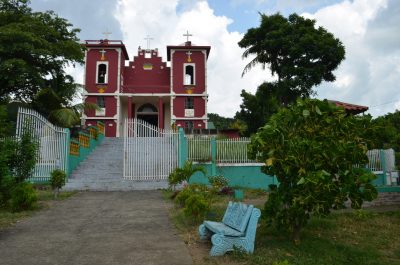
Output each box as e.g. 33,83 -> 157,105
249,99 -> 377,243
164,189 -> 400,265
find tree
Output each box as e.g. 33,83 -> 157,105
235,82 -> 280,136
50,169 -> 66,199
208,113 -> 234,130
239,13 -> 345,102
0,0 -> 84,104
249,99 -> 377,243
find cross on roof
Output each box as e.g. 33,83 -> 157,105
183,30 -> 193,42
144,35 -> 154,50
102,30 -> 112,40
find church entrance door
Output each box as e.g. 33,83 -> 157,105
137,114 -> 158,127
136,103 -> 158,128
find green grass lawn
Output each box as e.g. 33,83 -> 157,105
0,185 -> 76,230
163,189 -> 400,265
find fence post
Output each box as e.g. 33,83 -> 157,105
65,128 -> 70,179
380,149 -> 387,185
178,128 -> 187,167
211,136 -> 217,175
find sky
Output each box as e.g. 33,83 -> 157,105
30,0 -> 400,118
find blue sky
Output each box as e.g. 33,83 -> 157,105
30,0 -> 400,118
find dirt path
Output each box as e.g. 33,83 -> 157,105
0,191 -> 192,265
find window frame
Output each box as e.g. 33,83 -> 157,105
96,61 -> 109,84
184,97 -> 194,109
183,63 -> 195,86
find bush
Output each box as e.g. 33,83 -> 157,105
183,194 -> 211,221
0,175 -> 15,206
208,175 -> 228,191
50,169 -> 66,198
11,182 -> 37,212
168,161 -> 206,187
175,184 -> 210,206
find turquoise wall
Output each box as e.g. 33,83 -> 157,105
189,163 -> 277,190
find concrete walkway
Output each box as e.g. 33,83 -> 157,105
0,192 -> 193,265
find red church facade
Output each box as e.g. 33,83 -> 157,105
82,38 -> 211,137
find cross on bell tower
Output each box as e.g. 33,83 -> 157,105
102,30 -> 112,40
183,30 -> 193,43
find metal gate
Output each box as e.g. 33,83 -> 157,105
16,107 -> 69,181
123,118 -> 179,180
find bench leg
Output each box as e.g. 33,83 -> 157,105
198,224 -> 211,240
210,234 -> 254,256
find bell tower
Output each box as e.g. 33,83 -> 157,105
82,38 -> 129,137
167,32 -> 211,130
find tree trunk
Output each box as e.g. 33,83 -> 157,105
54,188 -> 59,199
292,224 -> 301,245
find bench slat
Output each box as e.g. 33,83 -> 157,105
222,201 -> 253,233
204,221 -> 244,237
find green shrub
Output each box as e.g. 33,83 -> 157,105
168,161 -> 206,187
208,175 -> 228,191
0,175 -> 16,206
8,128 -> 38,183
50,169 -> 66,199
11,182 -> 37,212
183,194 -> 210,221
175,184 -> 210,206
175,186 -> 193,207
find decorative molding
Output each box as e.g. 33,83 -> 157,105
85,117 -> 116,120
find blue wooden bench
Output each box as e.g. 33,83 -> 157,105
198,201 -> 261,256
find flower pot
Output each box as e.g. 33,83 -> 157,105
234,189 -> 244,201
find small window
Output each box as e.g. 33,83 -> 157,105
185,121 -> 194,130
97,63 -> 108,83
184,64 -> 195,85
185,97 -> 194,109
97,96 -> 105,108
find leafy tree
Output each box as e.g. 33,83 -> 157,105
10,128 -> 38,183
0,105 -> 12,137
0,0 -> 86,127
235,82 -> 280,136
208,113 -> 234,130
249,99 -> 377,243
239,13 -> 345,102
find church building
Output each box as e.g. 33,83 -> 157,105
82,34 -> 211,137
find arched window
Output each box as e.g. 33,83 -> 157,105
97,62 -> 108,84
184,64 -> 195,85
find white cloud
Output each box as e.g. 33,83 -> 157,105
303,0 -> 400,117
114,0 -> 270,117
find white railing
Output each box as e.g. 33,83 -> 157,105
123,118 -> 179,180
366,149 -> 396,173
16,107 -> 69,181
217,137 -> 257,164
187,137 -> 212,162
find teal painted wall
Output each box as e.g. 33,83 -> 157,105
189,163 -> 277,190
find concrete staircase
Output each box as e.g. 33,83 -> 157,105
63,138 -> 168,191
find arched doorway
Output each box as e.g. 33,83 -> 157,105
137,103 -> 158,127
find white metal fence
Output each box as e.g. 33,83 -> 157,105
16,107 -> 69,181
216,138 -> 256,163
366,149 -> 396,173
123,118 -> 179,180
187,137 -> 212,162
186,137 -> 257,164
